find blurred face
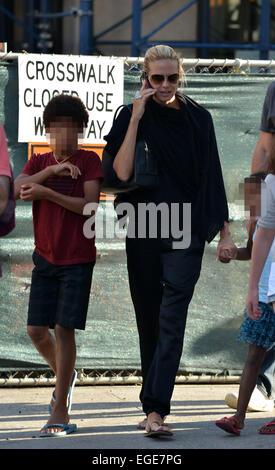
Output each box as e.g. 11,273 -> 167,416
147,59 -> 179,105
242,178 -> 262,220
46,116 -> 83,158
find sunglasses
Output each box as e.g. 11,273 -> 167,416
149,73 -> 179,84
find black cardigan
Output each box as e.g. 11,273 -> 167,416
104,93 -> 229,243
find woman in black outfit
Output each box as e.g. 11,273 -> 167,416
104,45 -> 236,438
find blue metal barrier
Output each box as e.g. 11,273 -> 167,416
0,0 -> 275,59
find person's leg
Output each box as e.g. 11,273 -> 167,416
216,344 -> 266,434
142,235 -> 205,431
126,237 -> 163,402
225,347 -> 275,411
234,344 -> 266,426
257,347 -> 275,399
256,300 -> 275,398
39,261 -> 94,435
27,252 -> 59,410
40,325 -> 76,434
27,325 -> 57,373
225,302 -> 275,412
257,303 -> 275,434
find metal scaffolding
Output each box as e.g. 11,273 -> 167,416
0,0 -> 274,59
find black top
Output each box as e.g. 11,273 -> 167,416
104,93 -> 229,243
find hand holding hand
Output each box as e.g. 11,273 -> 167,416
216,236 -> 238,263
20,183 -> 48,201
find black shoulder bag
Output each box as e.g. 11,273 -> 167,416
101,105 -> 159,195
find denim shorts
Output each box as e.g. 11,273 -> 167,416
27,251 -> 95,330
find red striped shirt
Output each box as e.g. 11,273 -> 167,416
22,150 -> 104,265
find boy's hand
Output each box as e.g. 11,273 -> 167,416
19,183 -> 48,201
50,162 -> 81,179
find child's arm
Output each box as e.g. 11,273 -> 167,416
235,219 -> 257,260
19,179 -> 101,215
246,226 -> 275,319
235,247 -> 251,260
15,167 -> 52,199
14,162 -> 81,200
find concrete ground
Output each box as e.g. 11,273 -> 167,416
0,383 -> 275,456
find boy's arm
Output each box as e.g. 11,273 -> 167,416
45,178 -> 101,214
15,168 -> 52,200
15,162 -> 81,200
20,178 -> 101,215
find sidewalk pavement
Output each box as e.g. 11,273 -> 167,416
0,383 -> 275,453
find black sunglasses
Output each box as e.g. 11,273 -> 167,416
150,73 -> 179,84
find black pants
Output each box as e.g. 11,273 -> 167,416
126,234 -> 205,418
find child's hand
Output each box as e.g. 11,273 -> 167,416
19,183 -> 48,201
51,162 -> 81,179
246,288 -> 262,320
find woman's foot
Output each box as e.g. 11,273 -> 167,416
145,412 -> 173,437
137,417 -> 147,430
137,414 -> 167,430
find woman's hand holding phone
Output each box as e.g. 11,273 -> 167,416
132,81 -> 156,122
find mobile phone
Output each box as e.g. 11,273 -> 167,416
141,71 -> 152,89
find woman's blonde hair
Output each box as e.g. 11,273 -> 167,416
143,45 -> 183,78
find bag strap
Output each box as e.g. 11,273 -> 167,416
113,104 -> 148,143
113,104 -> 132,124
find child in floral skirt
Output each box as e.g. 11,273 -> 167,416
216,172 -> 275,435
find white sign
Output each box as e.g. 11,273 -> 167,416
18,54 -> 124,144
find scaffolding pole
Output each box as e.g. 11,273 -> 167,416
259,0 -> 271,60
131,0 -> 142,57
0,1 -> 275,59
79,0 -> 93,55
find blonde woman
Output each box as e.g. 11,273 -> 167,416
104,45 -> 235,438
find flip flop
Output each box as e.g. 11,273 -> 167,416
145,421 -> 173,438
49,369 -> 78,415
215,416 -> 241,436
39,423 -> 77,438
258,421 -> 275,434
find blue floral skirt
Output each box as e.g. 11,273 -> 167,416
238,302 -> 275,350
